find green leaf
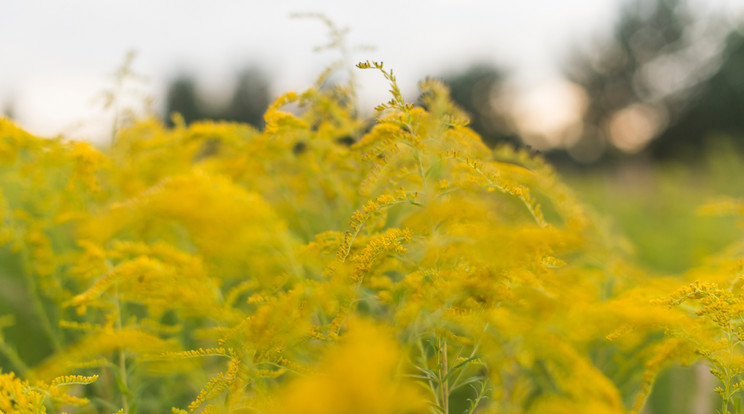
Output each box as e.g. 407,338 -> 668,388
414,365 -> 439,381
442,355 -> 480,383
450,375 -> 485,393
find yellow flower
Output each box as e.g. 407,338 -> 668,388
276,319 -> 426,414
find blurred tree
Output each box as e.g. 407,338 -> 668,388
649,30 -> 744,158
164,67 -> 270,129
165,76 -> 203,126
563,0 -> 696,163
2,101 -> 14,119
223,67 -> 270,128
438,64 -> 521,148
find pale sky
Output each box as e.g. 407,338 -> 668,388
1,0 -> 742,144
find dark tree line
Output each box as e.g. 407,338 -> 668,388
164,67 -> 270,129
559,0 -> 744,164
438,65 -> 519,148
648,31 -> 744,158
163,0 -> 744,166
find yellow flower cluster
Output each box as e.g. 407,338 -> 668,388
653,278 -> 744,413
0,371 -> 99,413
0,61 -> 742,413
49,374 -> 99,387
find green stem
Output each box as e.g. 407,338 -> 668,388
0,339 -> 30,376
466,378 -> 489,414
416,339 -> 440,408
439,337 -> 449,414
114,279 -> 129,413
22,268 -> 61,352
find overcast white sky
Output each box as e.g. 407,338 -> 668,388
1,0 -> 742,144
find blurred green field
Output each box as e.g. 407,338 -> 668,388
564,140 -> 744,276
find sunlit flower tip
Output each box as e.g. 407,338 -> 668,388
542,255 -> 566,269
51,374 -> 99,387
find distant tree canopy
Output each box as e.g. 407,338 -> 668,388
649,31 -> 744,158
2,102 -> 14,120
166,63 -> 521,147
164,67 -> 270,129
437,64 -> 520,148
563,0 -> 692,162
165,77 -> 202,125
562,0 -> 743,163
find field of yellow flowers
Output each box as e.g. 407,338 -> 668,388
1,61 -> 744,413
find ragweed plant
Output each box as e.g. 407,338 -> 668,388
0,57 -> 733,414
